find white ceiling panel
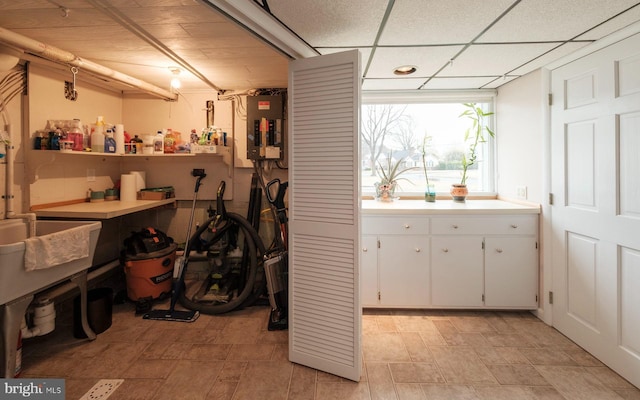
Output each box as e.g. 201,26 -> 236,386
442,43 -> 558,76
266,0 -> 389,47
576,8 -> 640,40
480,75 -> 520,89
379,0 -> 515,45
1,0 -> 640,93
478,0 -> 640,42
367,46 -> 464,78
362,78 -> 427,91
423,76 -> 508,90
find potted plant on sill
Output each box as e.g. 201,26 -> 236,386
451,103 -> 495,202
374,153 -> 415,202
421,135 -> 436,202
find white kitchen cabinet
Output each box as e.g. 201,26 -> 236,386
484,236 -> 538,308
361,216 -> 430,307
361,235 -> 379,306
431,236 -> 484,306
361,201 -> 540,310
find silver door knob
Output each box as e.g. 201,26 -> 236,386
404,224 -> 410,229
363,247 -> 368,252
415,248 -> 421,252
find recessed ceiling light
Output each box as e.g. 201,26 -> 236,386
393,65 -> 417,75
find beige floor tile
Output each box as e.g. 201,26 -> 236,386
154,360 -> 222,400
226,343 -> 275,360
474,346 -> 531,365
483,316 -> 518,333
122,358 -> 177,379
366,362 -> 397,400
400,332 -> 435,362
482,332 -> 535,348
140,341 -> 191,359
363,332 -> 412,361
376,315 -> 399,332
443,332 -> 492,347
288,364 -> 317,400
107,379 -> 164,400
395,383 -> 426,399
393,315 -> 439,332
587,366 -> 636,389
486,364 -> 550,386
271,343 -> 289,361
233,360 -> 293,397
449,317 -> 497,333
315,381 -> 371,400
518,348 -> 578,366
615,388 -> 640,399
535,365 -> 623,400
205,381 -> 238,400
183,343 -> 232,361
418,329 -> 447,346
214,316 -> 264,344
432,319 -> 459,335
420,384 -> 479,399
388,362 -> 445,383
563,348 -> 604,367
60,378 -> 100,400
473,385 -> 560,400
430,346 -> 498,384
363,316 -> 380,334
217,360 -> 247,381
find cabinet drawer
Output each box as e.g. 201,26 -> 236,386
431,215 -> 537,235
362,216 -> 429,235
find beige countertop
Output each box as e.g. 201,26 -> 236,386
33,198 -> 176,219
361,199 -> 540,215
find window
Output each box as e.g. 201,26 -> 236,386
361,94 -> 496,196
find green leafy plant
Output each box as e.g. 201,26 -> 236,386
458,103 -> 494,185
377,153 -> 415,185
420,135 -> 432,187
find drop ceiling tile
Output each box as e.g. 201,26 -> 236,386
267,0 -> 389,47
362,78 -> 426,91
423,76 -> 506,90
576,8 -> 640,40
367,46 -> 464,79
379,0 -> 515,45
478,0 -> 640,42
317,47 -> 374,71
440,43 -> 558,76
510,42 -> 590,75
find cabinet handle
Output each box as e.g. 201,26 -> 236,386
404,224 -> 410,229
510,224 -> 518,229
363,247 -> 368,252
415,248 -> 421,252
496,248 -> 503,253
442,248 -> 449,253
452,224 -> 459,229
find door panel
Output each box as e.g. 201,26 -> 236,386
551,32 -> 640,388
288,49 -> 362,382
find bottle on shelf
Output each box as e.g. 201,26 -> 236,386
154,131 -> 164,154
91,116 -> 105,153
130,135 -> 143,154
105,129 -> 116,153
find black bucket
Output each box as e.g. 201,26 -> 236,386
73,287 -> 113,339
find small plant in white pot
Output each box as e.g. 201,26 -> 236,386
451,103 -> 494,202
374,153 -> 415,202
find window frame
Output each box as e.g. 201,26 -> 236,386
361,90 -> 498,198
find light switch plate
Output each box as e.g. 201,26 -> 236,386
516,185 -> 527,199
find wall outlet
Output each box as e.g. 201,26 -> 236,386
87,169 -> 96,182
516,185 -> 527,199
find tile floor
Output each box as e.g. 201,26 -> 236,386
20,300 -> 640,400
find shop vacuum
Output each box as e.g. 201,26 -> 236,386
142,169 -> 206,323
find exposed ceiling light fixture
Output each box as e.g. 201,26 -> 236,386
393,65 -> 417,76
169,67 -> 181,89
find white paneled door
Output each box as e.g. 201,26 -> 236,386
287,50 -> 362,381
551,32 -> 640,388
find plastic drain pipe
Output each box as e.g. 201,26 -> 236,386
21,298 -> 56,339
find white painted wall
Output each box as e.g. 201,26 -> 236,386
495,69 -> 545,204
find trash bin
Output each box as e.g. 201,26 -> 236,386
123,243 -> 176,301
73,287 -> 113,339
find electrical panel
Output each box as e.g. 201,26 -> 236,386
246,95 -> 284,160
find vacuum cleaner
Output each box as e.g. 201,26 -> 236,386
143,169 -> 206,323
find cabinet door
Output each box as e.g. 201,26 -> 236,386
431,236 -> 484,307
485,237 -> 538,308
361,235 -> 379,306
378,235 -> 430,306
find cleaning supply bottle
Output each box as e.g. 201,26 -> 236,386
91,116 -> 105,153
104,129 -> 116,153
154,131 -> 164,154
164,128 -> 175,153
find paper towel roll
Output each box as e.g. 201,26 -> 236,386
120,174 -> 137,201
115,124 -> 125,154
130,170 -> 146,192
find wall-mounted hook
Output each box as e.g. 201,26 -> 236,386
64,66 -> 78,101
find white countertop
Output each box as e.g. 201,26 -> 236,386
33,198 -> 176,219
361,199 -> 540,215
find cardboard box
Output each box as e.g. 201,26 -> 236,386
138,187 -> 175,200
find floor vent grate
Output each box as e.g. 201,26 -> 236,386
79,379 -> 124,400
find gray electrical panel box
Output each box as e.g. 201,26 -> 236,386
246,95 -> 284,160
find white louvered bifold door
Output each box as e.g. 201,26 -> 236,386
288,49 -> 362,382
